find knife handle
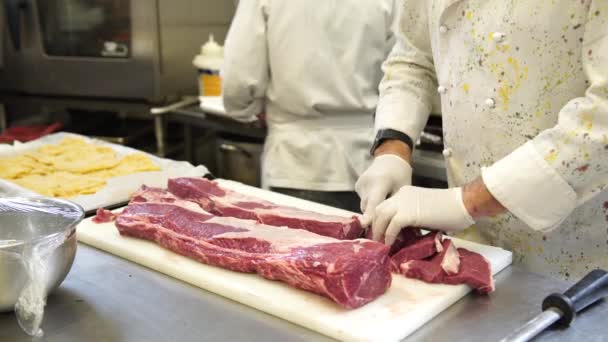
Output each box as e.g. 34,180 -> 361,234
542,269 -> 608,326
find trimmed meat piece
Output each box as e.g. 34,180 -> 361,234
444,248 -> 495,294
365,227 -> 424,255
391,232 -> 443,270
399,239 -> 456,283
167,178 -> 363,240
92,208 -> 117,223
393,236 -> 494,293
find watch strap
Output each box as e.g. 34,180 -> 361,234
370,129 -> 414,155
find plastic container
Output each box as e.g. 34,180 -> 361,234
193,35 -> 224,98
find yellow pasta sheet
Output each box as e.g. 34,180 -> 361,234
0,137 -> 160,198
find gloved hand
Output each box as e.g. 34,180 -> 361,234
355,155 -> 412,227
371,186 -> 475,246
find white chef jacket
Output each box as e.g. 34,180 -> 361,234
378,0 -> 608,280
223,0 -> 400,191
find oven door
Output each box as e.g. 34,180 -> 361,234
1,0 -> 161,101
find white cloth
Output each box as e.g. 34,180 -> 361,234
223,0 -> 400,191
372,186 -> 474,245
261,116 -> 374,191
355,155 -> 413,226
378,0 -> 608,280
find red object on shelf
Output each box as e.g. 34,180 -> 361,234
0,123 -> 63,143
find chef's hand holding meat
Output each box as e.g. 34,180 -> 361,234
356,151 -> 412,227
371,186 -> 474,246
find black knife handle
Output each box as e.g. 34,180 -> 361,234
542,269 -> 608,326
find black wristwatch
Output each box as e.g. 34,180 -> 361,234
370,129 -> 414,156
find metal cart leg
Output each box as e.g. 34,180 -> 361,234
184,124 -> 194,163
150,97 -> 199,158
0,104 -> 6,133
154,114 -> 166,157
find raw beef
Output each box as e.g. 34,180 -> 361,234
390,229 -> 424,255
399,239 -> 460,283
365,227 -> 423,255
167,178 -> 363,240
391,232 -> 443,270
113,186 -> 391,309
443,249 -> 495,293
391,232 -> 495,293
92,208 -> 117,223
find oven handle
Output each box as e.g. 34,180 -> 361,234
5,0 -> 28,51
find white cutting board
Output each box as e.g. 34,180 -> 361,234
76,179 -> 512,342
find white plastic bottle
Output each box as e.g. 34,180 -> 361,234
193,34 -> 224,98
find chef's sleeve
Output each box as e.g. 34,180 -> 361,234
222,0 -> 269,121
384,0 -> 401,56
482,4 -> 608,232
375,1 -> 437,143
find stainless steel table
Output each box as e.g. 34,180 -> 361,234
165,105 -> 266,164
1,244 -> 606,342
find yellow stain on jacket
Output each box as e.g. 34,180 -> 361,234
466,11 -> 473,20
563,129 -> 579,145
581,111 -> 594,131
535,101 -> 553,118
584,151 -> 591,161
497,44 -> 511,53
493,57 -> 528,111
499,87 -> 510,109
545,150 -> 559,163
462,83 -> 470,94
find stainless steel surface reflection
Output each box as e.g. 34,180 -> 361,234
0,197 -> 84,312
1,246 -> 607,341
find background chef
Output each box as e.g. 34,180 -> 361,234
222,0 -> 400,212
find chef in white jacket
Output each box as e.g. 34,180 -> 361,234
357,0 -> 608,280
222,0 -> 399,212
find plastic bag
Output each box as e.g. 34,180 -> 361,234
0,197 -> 84,337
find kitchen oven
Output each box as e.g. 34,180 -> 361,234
0,0 -> 235,103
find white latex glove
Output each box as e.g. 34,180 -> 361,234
355,155 -> 412,227
372,186 -> 475,246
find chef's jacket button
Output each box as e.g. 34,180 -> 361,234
439,25 -> 448,34
485,98 -> 496,109
443,148 -> 453,158
437,86 -> 448,94
492,32 -> 506,42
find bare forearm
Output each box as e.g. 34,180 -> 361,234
373,139 -> 412,164
462,177 -> 506,219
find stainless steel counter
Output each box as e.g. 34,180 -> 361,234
1,244 -> 606,342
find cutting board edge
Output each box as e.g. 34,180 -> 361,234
76,216 -> 512,342
77,227 -> 376,342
